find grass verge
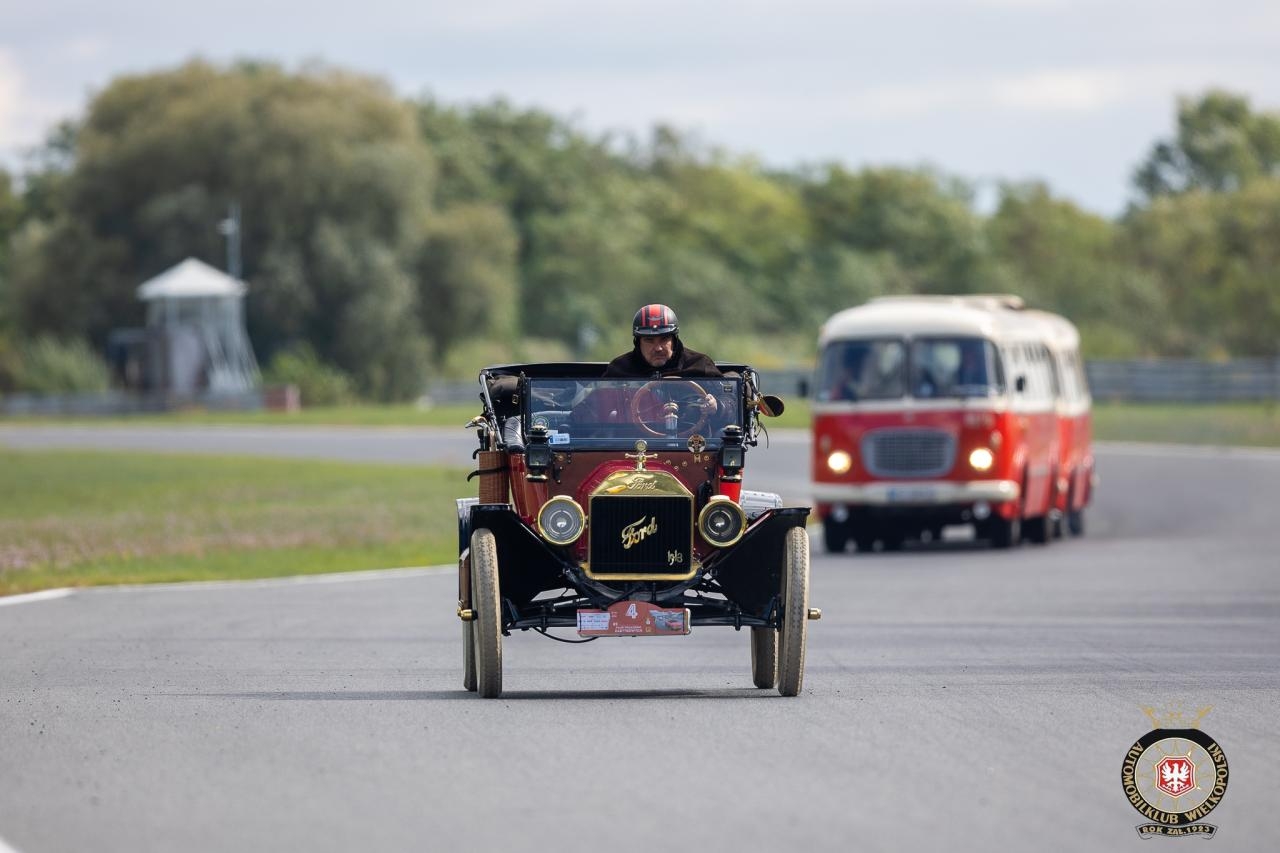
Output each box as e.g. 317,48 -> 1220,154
1091,401 -> 1280,447
0,450 -> 467,596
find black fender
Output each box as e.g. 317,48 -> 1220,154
705,506 -> 809,618
468,504 -> 573,609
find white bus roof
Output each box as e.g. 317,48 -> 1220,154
819,294 -> 1080,349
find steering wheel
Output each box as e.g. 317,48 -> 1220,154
629,380 -> 713,438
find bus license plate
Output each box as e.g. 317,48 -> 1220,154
886,486 -> 938,504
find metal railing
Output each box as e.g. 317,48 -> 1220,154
1083,359 -> 1280,403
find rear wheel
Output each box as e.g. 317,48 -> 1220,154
853,535 -> 876,553
822,518 -> 848,553
470,528 -> 503,698
777,526 -> 810,697
462,622 -> 477,692
750,627 -> 778,689
461,551 -> 477,692
1067,508 -> 1086,536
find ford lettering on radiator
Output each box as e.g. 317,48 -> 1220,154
621,516 -> 658,549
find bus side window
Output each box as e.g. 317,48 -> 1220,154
1043,345 -> 1061,400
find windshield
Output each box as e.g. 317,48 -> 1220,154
524,376 -> 743,450
817,337 -> 1003,401
909,337 -> 1003,399
816,339 -> 907,401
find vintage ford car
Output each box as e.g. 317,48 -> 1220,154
456,363 -> 816,698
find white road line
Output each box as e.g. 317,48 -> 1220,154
0,831 -> 25,853
0,566 -> 455,606
84,564 -> 454,594
1097,440 -> 1280,461
0,588 -> 74,607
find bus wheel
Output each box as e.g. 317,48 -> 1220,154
1067,508 -> 1086,536
1024,515 -> 1051,545
854,535 -> 876,553
987,516 -> 1020,549
822,519 -> 848,553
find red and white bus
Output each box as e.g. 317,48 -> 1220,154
810,295 -> 1094,551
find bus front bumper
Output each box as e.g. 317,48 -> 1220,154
811,479 -> 1020,507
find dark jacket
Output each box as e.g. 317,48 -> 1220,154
604,339 -> 723,378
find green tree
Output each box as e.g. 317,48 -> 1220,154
989,182 -> 1170,356
800,165 -> 997,297
1134,90 -> 1280,201
0,168 -> 20,332
10,60 -> 442,399
1123,179 -> 1280,356
411,203 -> 519,364
648,152 -> 811,332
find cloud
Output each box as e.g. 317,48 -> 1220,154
992,70 -> 1132,112
0,48 -> 78,165
58,35 -> 111,62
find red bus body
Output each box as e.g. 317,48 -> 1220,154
811,295 -> 1095,551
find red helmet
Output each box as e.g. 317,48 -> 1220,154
633,304 -> 679,337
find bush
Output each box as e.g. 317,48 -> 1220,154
0,333 -> 22,393
263,345 -> 356,407
15,336 -> 111,393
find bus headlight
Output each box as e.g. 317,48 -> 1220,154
536,496 -> 585,545
968,448 -> 995,471
698,496 -> 747,547
826,450 -> 853,474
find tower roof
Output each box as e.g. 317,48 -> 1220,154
137,258 -> 246,301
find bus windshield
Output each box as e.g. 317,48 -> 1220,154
909,337 -> 1002,399
816,340 -> 907,401
817,337 -> 1003,401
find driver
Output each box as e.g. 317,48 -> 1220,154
605,304 -> 723,380
571,304 -> 725,431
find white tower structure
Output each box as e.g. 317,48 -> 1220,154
137,258 -> 260,394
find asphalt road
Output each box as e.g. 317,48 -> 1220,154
1,428 -> 1278,852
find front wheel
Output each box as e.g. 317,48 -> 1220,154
750,627 -> 777,689
1024,514 -> 1051,545
470,528 -> 503,698
822,518 -> 848,554
986,515 -> 1020,549
776,526 -> 810,697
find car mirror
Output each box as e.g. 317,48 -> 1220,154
756,394 -> 786,417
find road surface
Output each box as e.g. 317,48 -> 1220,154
1,427 -> 1277,852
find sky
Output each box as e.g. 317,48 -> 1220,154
2,0 -> 1278,217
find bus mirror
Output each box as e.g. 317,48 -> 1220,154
1015,375 -> 1026,393
797,377 -> 810,398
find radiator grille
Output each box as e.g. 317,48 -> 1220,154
588,495 -> 693,576
862,429 -> 956,478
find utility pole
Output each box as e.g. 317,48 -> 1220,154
218,202 -> 242,280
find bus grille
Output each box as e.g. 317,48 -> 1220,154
588,495 -> 693,576
862,430 -> 956,478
